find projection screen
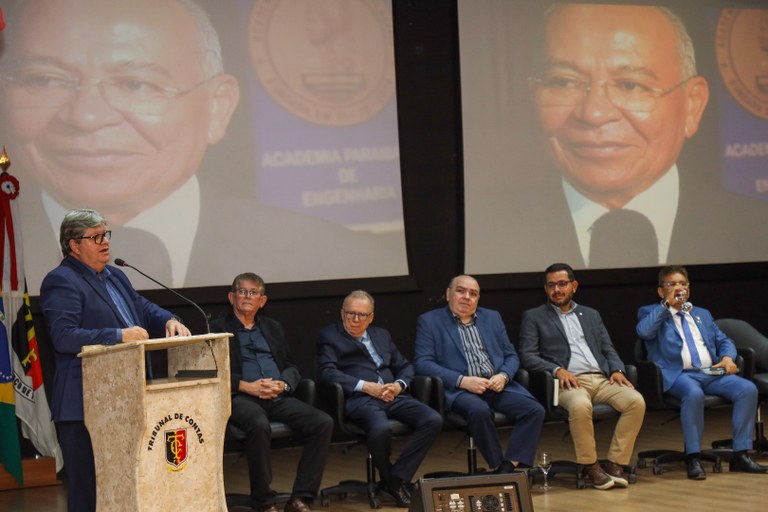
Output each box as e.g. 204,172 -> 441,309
0,0 -> 407,293
461,1 -> 768,275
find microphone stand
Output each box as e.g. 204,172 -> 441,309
114,258 -> 217,379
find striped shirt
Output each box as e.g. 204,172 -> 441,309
455,315 -> 494,378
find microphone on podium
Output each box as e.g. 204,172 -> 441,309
114,258 -> 217,379
114,257 -> 211,334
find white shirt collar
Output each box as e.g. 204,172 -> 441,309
42,176 -> 200,287
562,165 -> 679,267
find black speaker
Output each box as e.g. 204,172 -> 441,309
409,472 -> 534,512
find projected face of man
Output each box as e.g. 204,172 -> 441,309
2,0 -> 239,224
533,4 -> 708,209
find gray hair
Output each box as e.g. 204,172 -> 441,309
536,4 -> 697,79
176,0 -> 225,78
59,209 -> 107,257
343,290 -> 375,311
6,0 -> 224,79
231,272 -> 266,295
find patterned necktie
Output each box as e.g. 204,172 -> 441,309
678,311 -> 702,368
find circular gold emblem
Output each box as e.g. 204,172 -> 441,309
248,0 -> 395,126
716,8 -> 768,120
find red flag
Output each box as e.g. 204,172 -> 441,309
0,150 -> 62,471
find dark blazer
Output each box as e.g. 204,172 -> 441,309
637,303 -> 737,392
315,322 -> 414,415
518,303 -> 626,377
40,256 -> 174,422
414,306 -> 522,409
210,313 -> 301,396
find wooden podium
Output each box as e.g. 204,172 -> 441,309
78,333 -> 232,512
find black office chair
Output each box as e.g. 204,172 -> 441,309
524,366 -> 638,488
318,375 -> 433,509
428,374 -> 521,477
711,318 -> 768,453
223,378 -> 317,510
633,339 -> 743,475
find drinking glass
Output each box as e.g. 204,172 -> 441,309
537,451 -> 552,491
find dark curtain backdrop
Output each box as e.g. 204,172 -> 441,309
28,0 -> 767,398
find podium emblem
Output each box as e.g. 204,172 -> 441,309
165,428 -> 188,470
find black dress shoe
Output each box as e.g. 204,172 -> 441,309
493,461 -> 515,474
687,457 -> 706,480
729,452 -> 768,473
380,481 -> 411,508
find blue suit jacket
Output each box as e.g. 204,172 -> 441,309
518,303 -> 626,376
316,322 -> 414,415
40,256 -> 175,421
636,303 -> 737,391
414,306 -> 524,409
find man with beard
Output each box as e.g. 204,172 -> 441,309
519,263 -> 645,490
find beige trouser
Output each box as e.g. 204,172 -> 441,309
557,373 -> 646,465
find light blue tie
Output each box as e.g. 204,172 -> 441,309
678,311 -> 702,368
360,336 -> 384,384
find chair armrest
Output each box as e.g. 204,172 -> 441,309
514,367 -> 530,389
318,381 -> 346,430
529,370 -> 562,419
624,364 -> 638,387
295,378 -> 316,405
737,347 -> 755,380
410,375 -> 433,405
634,359 -> 668,410
429,376 -> 446,416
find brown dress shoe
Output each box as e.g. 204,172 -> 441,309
604,461 -> 629,487
583,462 -> 614,490
283,497 -> 311,512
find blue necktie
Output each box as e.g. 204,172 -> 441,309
678,311 -> 702,368
360,336 -> 384,384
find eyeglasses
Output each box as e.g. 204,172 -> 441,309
1,71 -> 216,116
235,289 -> 261,297
528,74 -> 693,113
77,230 -> 111,244
662,281 -> 689,288
545,280 -> 572,290
343,311 -> 372,320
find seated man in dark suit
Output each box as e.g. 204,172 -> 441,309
211,273 -> 333,512
414,275 -> 545,474
637,264 -> 767,480
519,263 -> 645,490
315,290 -> 442,508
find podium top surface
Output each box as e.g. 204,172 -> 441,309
78,332 -> 233,358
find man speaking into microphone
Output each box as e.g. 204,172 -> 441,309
39,208 -> 191,512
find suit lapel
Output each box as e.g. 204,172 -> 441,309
545,306 -> 568,343
70,260 -> 126,326
443,308 -> 468,364
336,322 -> 374,363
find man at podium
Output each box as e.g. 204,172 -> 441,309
39,209 -> 192,512
211,273 -> 333,512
